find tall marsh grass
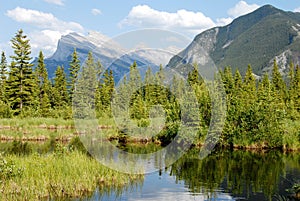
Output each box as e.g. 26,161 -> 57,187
0,150 -> 143,200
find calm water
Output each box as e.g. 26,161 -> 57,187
1,141 -> 299,201
80,147 -> 300,201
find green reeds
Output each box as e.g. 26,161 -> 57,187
0,151 -> 143,200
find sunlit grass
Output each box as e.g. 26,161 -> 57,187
0,151 -> 143,201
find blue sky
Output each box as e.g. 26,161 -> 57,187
1,0 -> 300,57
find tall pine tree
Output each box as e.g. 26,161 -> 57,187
0,51 -> 8,102
6,29 -> 37,114
36,51 -> 51,116
52,66 -> 69,108
271,59 -> 287,109
68,48 -> 81,101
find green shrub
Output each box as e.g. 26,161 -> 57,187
0,154 -> 24,180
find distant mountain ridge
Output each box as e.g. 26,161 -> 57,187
167,5 -> 300,76
43,5 -> 300,81
41,31 -> 159,82
41,31 -> 184,82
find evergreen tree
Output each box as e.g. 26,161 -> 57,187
128,61 -> 145,119
36,51 -> 51,116
288,62 -> 294,89
243,65 -> 257,105
287,62 -> 296,117
0,51 -> 8,101
187,63 -> 201,86
74,52 -> 97,119
6,29 -> 37,114
68,48 -> 81,100
154,65 -> 167,105
233,69 -> 243,90
52,66 -> 69,108
293,65 -> 300,112
256,73 -> 282,147
98,69 -> 114,115
222,66 -> 234,95
271,59 -> 287,108
144,67 -> 155,106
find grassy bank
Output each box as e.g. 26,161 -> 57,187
0,117 -> 299,151
0,117 -> 118,142
0,150 -> 143,200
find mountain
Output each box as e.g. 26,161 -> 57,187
41,31 -> 155,82
41,31 -> 184,82
167,5 -> 300,76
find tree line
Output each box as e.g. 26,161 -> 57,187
0,29 -> 299,149
0,29 -> 114,119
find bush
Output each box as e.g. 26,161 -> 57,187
0,101 -> 12,118
0,154 -> 24,180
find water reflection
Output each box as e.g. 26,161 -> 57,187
1,141 -> 299,201
170,149 -> 298,200
84,146 -> 299,201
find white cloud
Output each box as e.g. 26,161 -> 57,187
119,5 -> 216,35
92,8 -> 102,16
44,0 -> 64,6
216,17 -> 233,26
29,30 -> 65,53
228,1 -> 259,18
6,7 -> 84,56
6,7 -> 83,32
294,7 -> 300,13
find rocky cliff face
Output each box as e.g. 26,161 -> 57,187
167,5 -> 300,77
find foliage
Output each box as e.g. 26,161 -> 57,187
6,29 -> 37,115
1,29 -> 300,149
0,153 -> 24,181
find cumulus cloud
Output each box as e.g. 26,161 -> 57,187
6,7 -> 84,56
29,30 -> 64,53
44,0 -> 64,6
6,7 -> 83,32
119,5 -> 216,35
92,8 -> 102,16
216,17 -> 233,26
228,1 -> 259,18
294,7 -> 300,13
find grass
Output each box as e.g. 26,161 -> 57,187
0,151 -> 143,201
282,119 -> 300,151
0,117 -> 117,128
0,118 -> 74,128
0,117 -> 119,141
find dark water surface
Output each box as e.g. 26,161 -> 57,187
80,147 -> 300,201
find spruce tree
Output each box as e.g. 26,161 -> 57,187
222,66 -> 234,95
287,62 -> 296,116
36,51 -> 51,116
74,52 -> 97,119
68,48 -> 81,100
234,69 -> 243,90
98,69 -> 114,115
144,67 -> 156,109
128,61 -> 144,119
243,64 -> 257,104
293,65 -> 300,112
6,29 -> 37,114
271,59 -> 287,109
52,66 -> 69,108
0,51 -> 8,102
154,65 -> 167,105
256,73 -> 282,147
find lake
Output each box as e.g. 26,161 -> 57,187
78,147 -> 300,201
